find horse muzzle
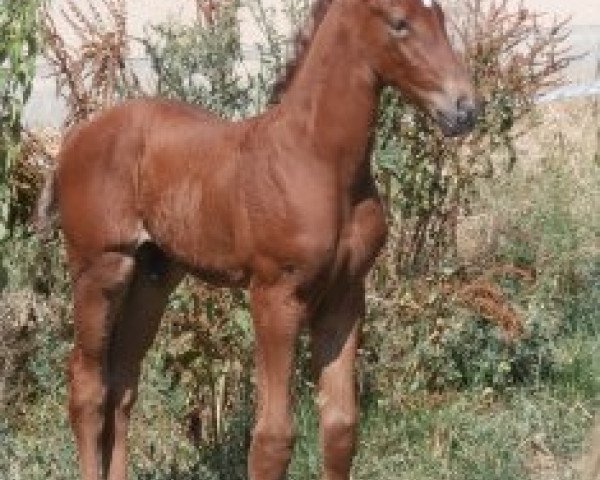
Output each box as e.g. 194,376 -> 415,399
435,96 -> 481,137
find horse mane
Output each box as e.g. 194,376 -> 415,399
269,0 -> 335,104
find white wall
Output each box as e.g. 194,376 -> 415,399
517,0 -> 600,26
45,0 -> 291,56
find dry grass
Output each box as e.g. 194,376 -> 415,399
454,275 -> 525,341
41,0 -> 140,127
0,290 -> 66,414
9,128 -> 61,227
581,419 -> 600,480
456,97 -> 600,262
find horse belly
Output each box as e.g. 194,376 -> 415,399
142,175 -> 249,287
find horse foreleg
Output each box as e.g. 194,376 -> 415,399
248,282 -> 305,480
310,281 -> 363,480
68,252 -> 135,480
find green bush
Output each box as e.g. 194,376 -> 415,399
0,0 -> 39,237
143,0 -> 251,118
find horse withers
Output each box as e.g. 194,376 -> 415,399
36,0 -> 479,479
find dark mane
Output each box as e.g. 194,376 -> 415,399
269,0 -> 334,104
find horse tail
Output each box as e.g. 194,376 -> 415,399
33,167 -> 59,236
33,125 -> 76,236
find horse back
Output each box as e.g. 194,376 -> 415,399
55,98 -> 223,271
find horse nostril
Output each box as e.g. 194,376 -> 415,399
456,95 -> 471,113
456,95 -> 468,110
436,95 -> 480,137
456,95 -> 477,127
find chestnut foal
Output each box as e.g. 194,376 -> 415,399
37,0 -> 478,478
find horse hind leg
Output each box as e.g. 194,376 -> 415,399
101,243 -> 183,480
68,252 -> 136,480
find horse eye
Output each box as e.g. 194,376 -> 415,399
389,17 -> 410,34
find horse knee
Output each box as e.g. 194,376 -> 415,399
252,421 -> 295,467
321,405 -> 357,464
67,348 -> 107,426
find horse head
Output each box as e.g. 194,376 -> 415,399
356,0 -> 480,136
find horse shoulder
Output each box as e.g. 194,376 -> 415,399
237,150 -> 338,284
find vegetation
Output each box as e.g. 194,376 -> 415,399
1,0 -> 599,479
0,0 -> 39,236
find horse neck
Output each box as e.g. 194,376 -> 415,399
278,1 -> 380,189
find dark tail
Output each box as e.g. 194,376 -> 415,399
32,168 -> 58,236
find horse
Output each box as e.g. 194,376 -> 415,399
36,0 -> 479,478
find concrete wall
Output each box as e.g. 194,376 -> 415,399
25,0 -> 289,127
516,0 -> 600,26
570,25 -> 600,81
